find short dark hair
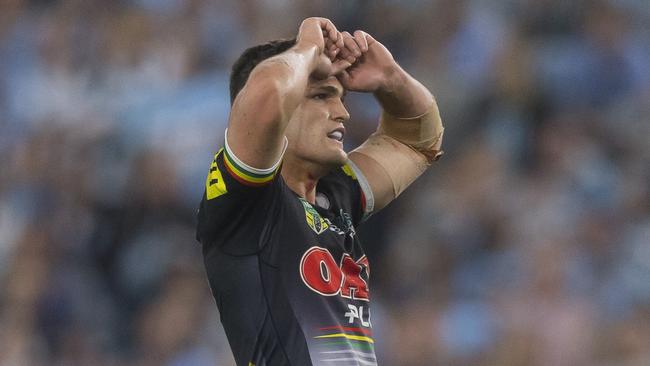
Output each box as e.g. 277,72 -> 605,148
229,38 -> 297,105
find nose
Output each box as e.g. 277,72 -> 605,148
331,100 -> 350,123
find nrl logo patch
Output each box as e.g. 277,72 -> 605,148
299,198 -> 329,235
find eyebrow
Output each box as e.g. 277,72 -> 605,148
316,85 -> 346,99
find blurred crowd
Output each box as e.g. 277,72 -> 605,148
1,0 -> 648,365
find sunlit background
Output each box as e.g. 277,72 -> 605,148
1,0 -> 649,365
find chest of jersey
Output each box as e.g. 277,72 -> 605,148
262,192 -> 369,298
259,191 -> 375,364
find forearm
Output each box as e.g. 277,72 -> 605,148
225,17 -> 343,170
370,66 -> 444,163
246,43 -> 320,125
374,66 -> 434,118
351,69 -> 444,207
226,44 -> 320,169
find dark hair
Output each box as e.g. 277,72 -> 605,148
229,38 -> 297,105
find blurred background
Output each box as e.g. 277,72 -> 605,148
1,0 -> 649,365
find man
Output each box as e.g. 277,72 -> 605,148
196,17 -> 443,365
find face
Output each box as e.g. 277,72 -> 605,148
284,76 -> 350,169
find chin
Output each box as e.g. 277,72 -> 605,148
313,150 -> 348,171
328,145 -> 348,162
295,142 -> 348,172
336,149 -> 349,165
329,150 -> 349,169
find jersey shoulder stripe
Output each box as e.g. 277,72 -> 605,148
222,129 -> 287,186
223,147 -> 276,186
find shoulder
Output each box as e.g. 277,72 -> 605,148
318,161 -> 375,224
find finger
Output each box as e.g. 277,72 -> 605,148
353,30 -> 368,52
326,46 -> 339,61
364,32 -> 377,46
336,33 -> 357,62
335,32 -> 344,49
331,23 -> 345,49
342,31 -> 362,57
337,69 -> 351,84
325,37 -> 339,58
320,19 -> 340,46
331,59 -> 352,76
337,46 -> 357,64
337,45 -> 353,62
325,38 -> 336,52
322,25 -> 344,49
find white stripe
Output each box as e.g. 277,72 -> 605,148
320,357 -> 378,365
346,159 -> 374,219
320,349 -> 377,359
224,128 -> 287,174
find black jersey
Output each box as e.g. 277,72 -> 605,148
196,140 -> 377,366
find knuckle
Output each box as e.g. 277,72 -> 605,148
306,17 -> 326,25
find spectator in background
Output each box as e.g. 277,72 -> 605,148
0,0 -> 648,365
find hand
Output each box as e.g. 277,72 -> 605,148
335,31 -> 398,93
296,17 -> 351,79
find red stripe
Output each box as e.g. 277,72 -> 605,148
319,326 -> 372,336
360,190 -> 366,213
223,159 -> 271,187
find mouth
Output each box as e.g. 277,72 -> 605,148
327,127 -> 345,143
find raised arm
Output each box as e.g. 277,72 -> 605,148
338,31 -> 444,211
226,18 -> 349,170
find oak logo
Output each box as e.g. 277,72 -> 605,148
299,246 -> 370,301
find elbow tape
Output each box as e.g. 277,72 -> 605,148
377,101 -> 444,163
352,101 -> 444,198
353,133 -> 430,198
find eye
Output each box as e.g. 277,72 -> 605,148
313,93 -> 328,100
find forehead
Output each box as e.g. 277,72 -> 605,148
308,77 -> 344,94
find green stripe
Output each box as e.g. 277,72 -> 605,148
318,340 -> 375,352
223,147 -> 275,179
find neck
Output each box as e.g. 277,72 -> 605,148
281,155 -> 331,204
